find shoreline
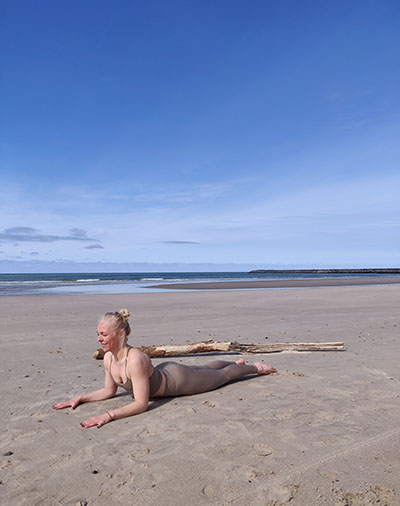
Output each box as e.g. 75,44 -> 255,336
148,275 -> 400,290
249,268 -> 400,274
2,272 -> 400,297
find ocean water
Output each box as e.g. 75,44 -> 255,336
0,271 -> 399,296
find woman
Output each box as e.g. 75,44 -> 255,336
53,309 -> 276,428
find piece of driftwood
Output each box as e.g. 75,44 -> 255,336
93,340 -> 344,359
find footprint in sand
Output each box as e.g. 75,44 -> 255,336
0,457 -> 20,471
265,484 -> 299,505
201,483 -> 220,500
276,370 -> 305,378
10,427 -> 50,443
252,442 -> 273,457
332,485 -> 397,505
48,453 -> 73,469
202,400 -> 216,408
127,447 -> 150,459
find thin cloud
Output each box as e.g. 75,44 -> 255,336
161,240 -> 199,245
70,228 -> 88,238
0,227 -> 100,243
5,226 -> 38,234
85,244 -> 104,249
134,180 -> 250,205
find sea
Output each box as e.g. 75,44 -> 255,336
1,271 -> 399,296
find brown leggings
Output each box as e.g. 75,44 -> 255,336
156,360 -> 258,396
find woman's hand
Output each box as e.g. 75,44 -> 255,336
80,413 -> 111,429
52,397 -> 81,410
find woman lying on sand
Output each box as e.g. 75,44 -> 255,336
53,309 -> 276,428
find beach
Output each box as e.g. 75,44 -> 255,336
149,275 -> 400,291
1,283 -> 400,505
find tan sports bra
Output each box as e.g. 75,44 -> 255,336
111,347 -> 162,396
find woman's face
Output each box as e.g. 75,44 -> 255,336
97,320 -> 121,352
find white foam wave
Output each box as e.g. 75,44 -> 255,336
139,277 -> 165,281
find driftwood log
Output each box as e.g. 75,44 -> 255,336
93,340 -> 344,359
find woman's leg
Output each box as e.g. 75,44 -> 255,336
189,360 -> 240,370
158,361 -> 275,397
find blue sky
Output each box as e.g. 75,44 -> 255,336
1,1 -> 399,272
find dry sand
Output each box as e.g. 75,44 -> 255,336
1,284 -> 400,505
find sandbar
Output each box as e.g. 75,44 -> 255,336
149,275 -> 400,290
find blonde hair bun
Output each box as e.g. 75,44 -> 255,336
119,308 -> 131,321
101,310 -> 132,339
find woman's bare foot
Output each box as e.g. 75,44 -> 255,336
235,358 -> 245,365
254,362 -> 276,375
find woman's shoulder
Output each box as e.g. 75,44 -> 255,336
103,351 -> 113,367
126,347 -> 152,368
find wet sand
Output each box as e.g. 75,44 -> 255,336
1,285 -> 400,505
149,275 -> 400,290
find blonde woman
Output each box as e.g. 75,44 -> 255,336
53,309 -> 276,428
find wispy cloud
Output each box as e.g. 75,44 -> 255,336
70,228 -> 89,238
5,227 -> 36,235
0,227 -> 100,243
85,244 -> 104,249
160,240 -> 199,245
132,180 -> 251,205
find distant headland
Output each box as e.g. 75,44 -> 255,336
249,268 -> 400,274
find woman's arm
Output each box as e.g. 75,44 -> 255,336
80,352 -> 151,429
52,353 -> 117,410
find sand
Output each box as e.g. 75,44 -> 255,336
1,284 -> 400,505
149,275 -> 400,290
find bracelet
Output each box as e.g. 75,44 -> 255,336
105,410 -> 113,421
